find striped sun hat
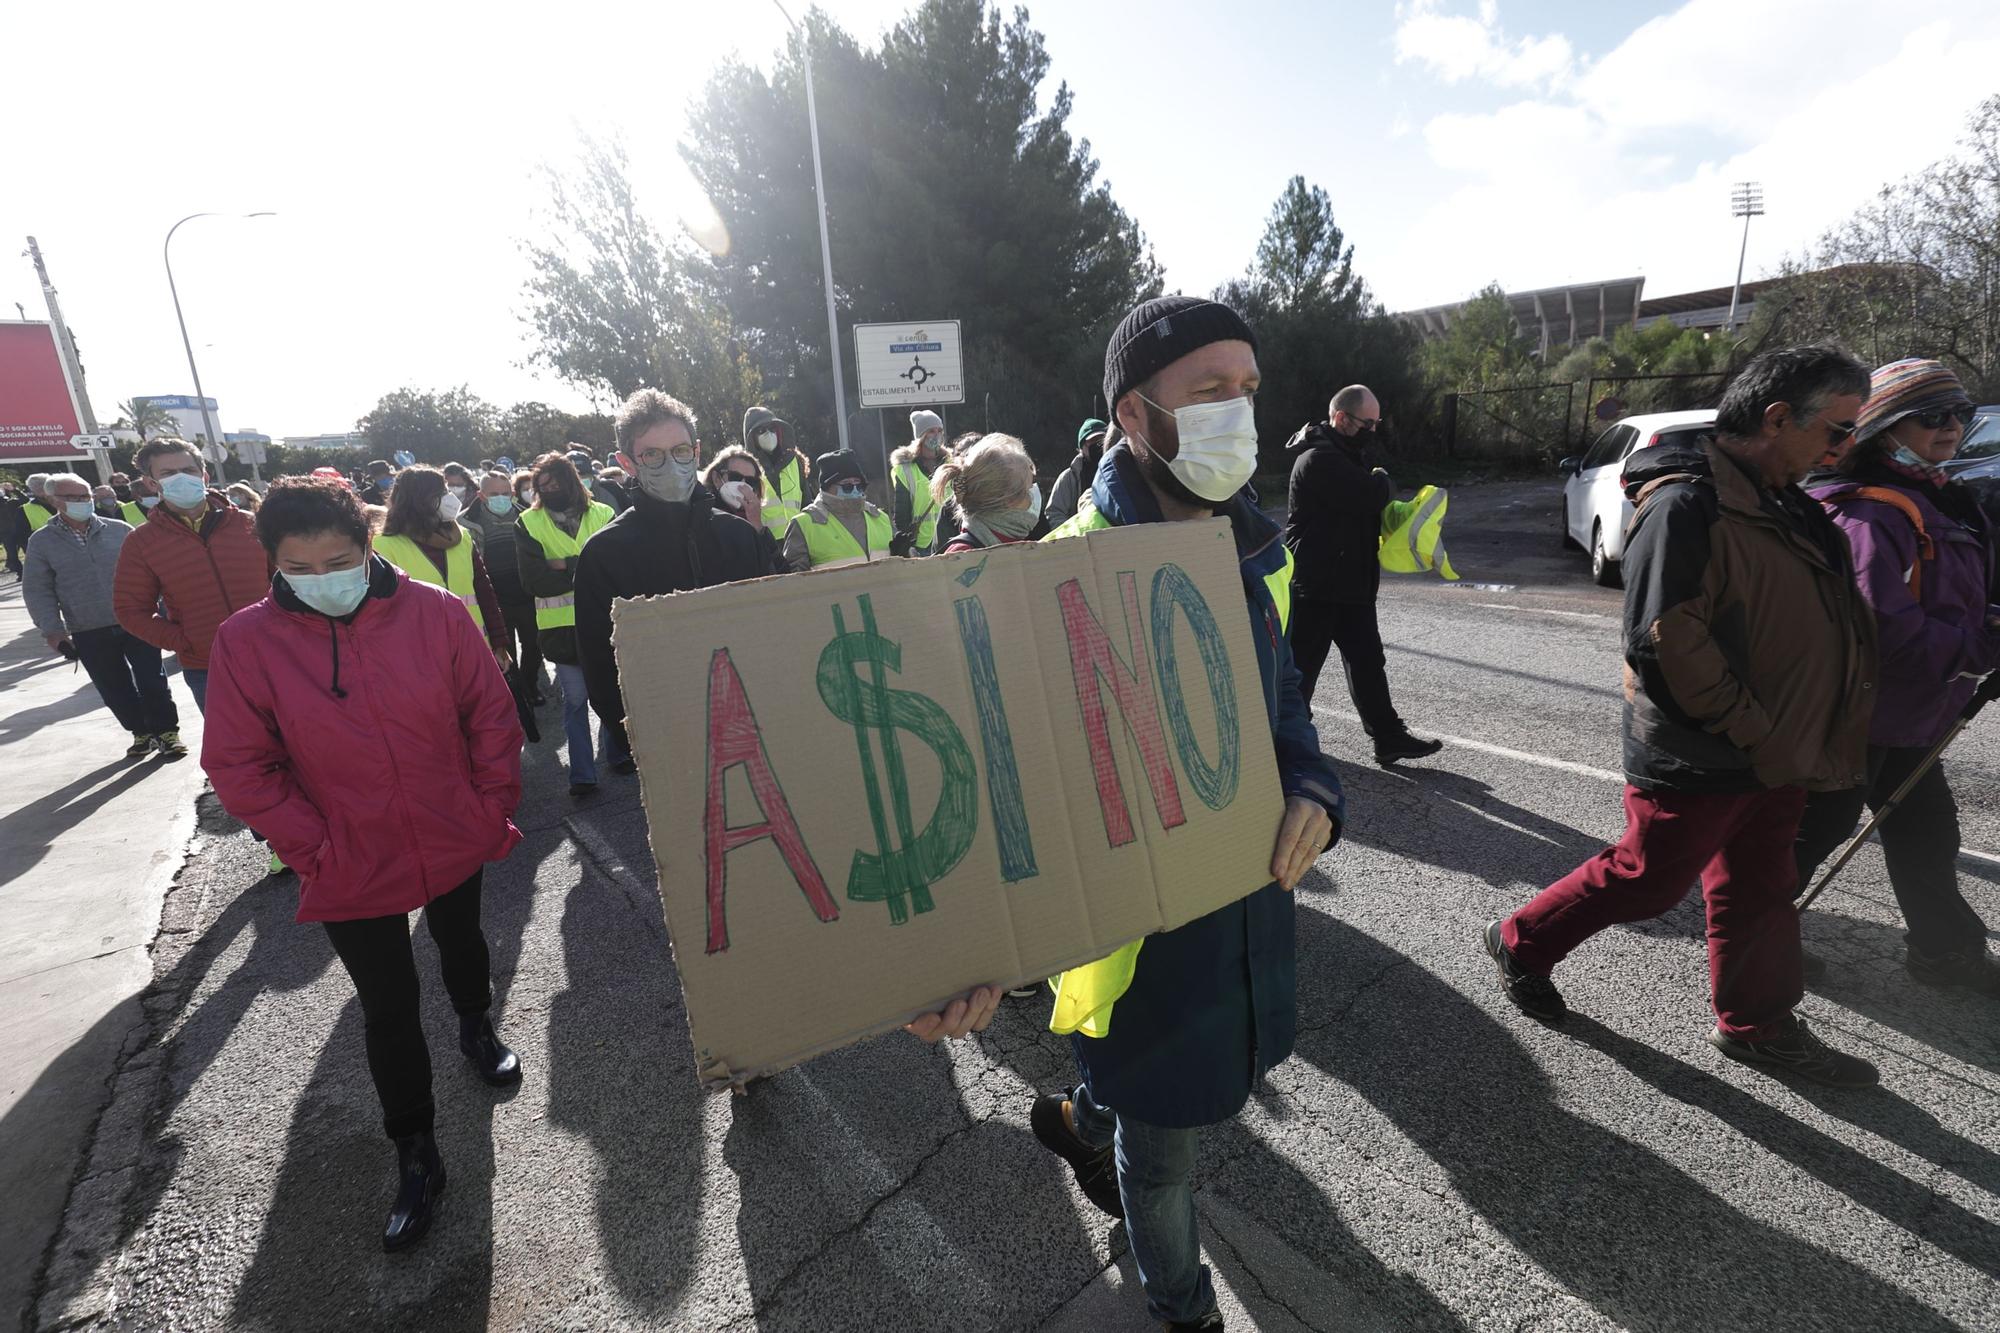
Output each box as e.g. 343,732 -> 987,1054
1855,357 -> 1973,445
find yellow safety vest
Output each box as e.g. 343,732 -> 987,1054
760,455 -> 806,508
374,532 -> 484,628
23,501 -> 54,531
1378,485 -> 1458,581
760,498 -> 802,538
895,461 -> 938,551
518,503 -> 614,629
119,501 -> 146,527
794,506 -> 894,569
1041,493 -> 1295,1038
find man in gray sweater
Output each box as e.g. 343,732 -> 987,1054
23,472 -> 184,757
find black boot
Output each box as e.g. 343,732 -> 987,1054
459,1013 -> 522,1086
383,1131 -> 446,1252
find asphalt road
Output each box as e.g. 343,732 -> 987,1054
23,480 -> 2000,1332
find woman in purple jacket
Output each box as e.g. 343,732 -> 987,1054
1794,358 -> 2000,994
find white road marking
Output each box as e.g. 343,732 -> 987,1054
1445,581 -> 1518,592
1315,707 -> 2000,869
1469,602 -> 1611,621
1317,708 -> 1624,783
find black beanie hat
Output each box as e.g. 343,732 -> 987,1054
1102,296 -> 1258,418
815,450 -> 866,488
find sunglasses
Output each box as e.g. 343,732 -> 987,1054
1906,406 -> 1975,430
725,471 -> 760,486
1810,411 -> 1859,446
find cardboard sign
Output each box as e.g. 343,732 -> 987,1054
613,518 -> 1283,1089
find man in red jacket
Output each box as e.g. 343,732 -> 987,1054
113,437 -> 270,714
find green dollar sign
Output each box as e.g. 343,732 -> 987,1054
818,594 -> 980,925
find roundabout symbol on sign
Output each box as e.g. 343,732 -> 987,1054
901,358 -> 933,390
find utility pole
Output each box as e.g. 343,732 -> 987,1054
774,2 -> 850,454
25,236 -> 100,432
1726,182 -> 1765,335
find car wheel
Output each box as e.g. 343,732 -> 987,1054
1591,523 -> 1623,588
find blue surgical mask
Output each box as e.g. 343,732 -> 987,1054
63,500 -> 95,522
138,495 -> 162,509
831,482 -> 867,500
486,495 -> 515,515
159,472 -> 208,509
283,563 -> 372,618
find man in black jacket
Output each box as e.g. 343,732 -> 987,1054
1282,384 -> 1441,765
574,390 -> 771,761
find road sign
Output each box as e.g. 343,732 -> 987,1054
854,321 -> 964,409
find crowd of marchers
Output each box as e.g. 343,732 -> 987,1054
6,289 -> 1995,1332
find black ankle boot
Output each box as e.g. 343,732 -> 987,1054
459,1013 -> 522,1086
383,1131 -> 446,1252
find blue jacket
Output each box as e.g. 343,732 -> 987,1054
1069,444 -> 1344,1127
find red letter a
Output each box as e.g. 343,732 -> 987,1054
703,648 -> 838,953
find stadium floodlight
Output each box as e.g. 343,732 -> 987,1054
1726,182 -> 1764,333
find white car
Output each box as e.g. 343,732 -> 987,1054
1559,409 -> 1718,587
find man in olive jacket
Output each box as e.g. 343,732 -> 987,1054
1486,343 -> 1881,1089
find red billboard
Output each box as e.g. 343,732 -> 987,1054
0,322 -> 85,463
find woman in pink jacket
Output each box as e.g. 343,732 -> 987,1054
201,476 -> 525,1252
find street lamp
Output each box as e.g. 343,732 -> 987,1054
773,1 -> 850,454
1725,182 -> 1764,334
164,211 -> 276,482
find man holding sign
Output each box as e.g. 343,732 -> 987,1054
910,296 -> 1344,1332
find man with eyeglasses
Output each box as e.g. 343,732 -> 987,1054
1484,343 -> 1884,1089
572,389 -> 771,763
1281,383 -> 1443,765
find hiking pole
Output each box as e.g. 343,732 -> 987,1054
1797,671 -> 2000,913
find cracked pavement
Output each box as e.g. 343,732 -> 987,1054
21,481 -> 2000,1331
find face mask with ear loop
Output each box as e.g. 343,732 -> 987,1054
1133,392 -> 1259,503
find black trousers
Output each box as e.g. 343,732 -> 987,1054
499,599 -> 543,686
1794,745 -> 1987,957
71,625 -> 178,735
1289,598 -> 1403,739
323,870 -> 492,1140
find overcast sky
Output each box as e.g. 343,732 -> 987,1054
5,0 -> 1997,439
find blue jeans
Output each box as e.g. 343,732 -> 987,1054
554,664 -> 629,784
555,664 -> 597,784
182,666 -> 207,715
1070,1085 -> 1213,1324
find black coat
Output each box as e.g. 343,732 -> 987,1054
572,486 -> 771,743
1281,421 -> 1393,604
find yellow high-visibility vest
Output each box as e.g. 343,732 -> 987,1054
23,501 -> 54,531
1378,484 -> 1458,581
1041,493 -> 1296,1038
760,455 -> 806,509
895,461 -> 938,551
794,506 -> 894,569
119,501 -> 146,527
760,499 -> 802,537
375,532 -> 484,628
518,502 -> 614,629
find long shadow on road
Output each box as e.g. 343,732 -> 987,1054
232,826 -> 545,1332
1561,1013 -> 2000,1284
1289,909 -> 1964,1333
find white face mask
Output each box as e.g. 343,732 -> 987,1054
756,430 -> 778,452
1138,392 -> 1258,503
719,479 -> 757,510
438,492 -> 463,522
1027,481 -> 1043,519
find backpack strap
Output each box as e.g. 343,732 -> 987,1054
1825,485 -> 1933,599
